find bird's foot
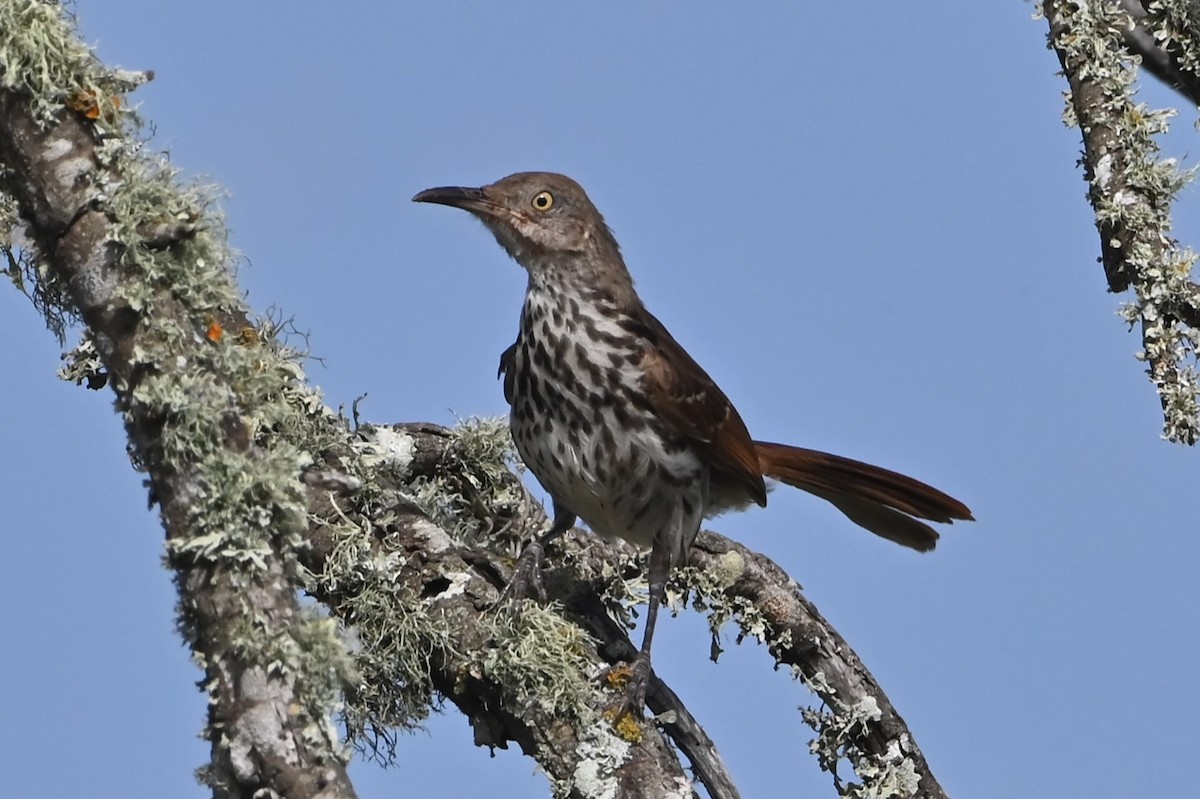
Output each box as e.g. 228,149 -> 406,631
497,539 -> 547,605
600,653 -> 651,728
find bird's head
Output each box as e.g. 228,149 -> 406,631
413,172 -> 630,298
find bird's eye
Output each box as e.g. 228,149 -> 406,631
531,191 -> 554,211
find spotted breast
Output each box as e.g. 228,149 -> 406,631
504,273 -> 709,566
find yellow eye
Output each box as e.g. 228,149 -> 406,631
531,191 -> 554,211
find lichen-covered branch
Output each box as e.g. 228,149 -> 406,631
685,535 -> 943,799
301,422 -> 701,799
352,422 -> 947,799
0,4 -> 355,797
1044,0 -> 1200,443
1119,0 -> 1200,105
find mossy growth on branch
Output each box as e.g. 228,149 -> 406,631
0,1 -> 102,124
1147,0 -> 1200,82
480,601 -> 598,720
1,0 -> 354,768
317,509 -> 455,753
315,420 -> 611,769
408,416 -> 542,553
1047,0 -> 1200,442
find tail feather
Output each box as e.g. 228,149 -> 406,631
753,440 -> 973,552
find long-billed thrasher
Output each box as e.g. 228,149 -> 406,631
413,172 -> 972,719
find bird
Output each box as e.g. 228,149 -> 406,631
413,172 -> 972,719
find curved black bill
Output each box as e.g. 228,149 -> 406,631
411,185 -> 486,209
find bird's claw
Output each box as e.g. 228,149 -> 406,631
497,539 -> 547,606
600,654 -> 651,726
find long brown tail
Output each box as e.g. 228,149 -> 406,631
754,441 -> 973,552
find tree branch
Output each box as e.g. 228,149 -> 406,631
1044,0 -> 1200,443
687,534 -> 943,799
301,424 -> 701,798
341,422 -> 949,799
1119,0 -> 1200,106
0,4 -> 357,796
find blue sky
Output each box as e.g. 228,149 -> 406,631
3,3 -> 1197,797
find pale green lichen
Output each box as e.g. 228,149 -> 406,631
0,1 -> 128,339
408,416 -> 538,551
0,174 -> 16,234
57,332 -> 104,385
803,692 -> 919,799
565,724 -> 635,799
311,420 -> 607,766
0,1 -> 102,125
1,0 -> 353,777
451,414 -> 520,472
682,558 -> 929,796
317,511 -> 458,756
1046,0 -> 1200,442
355,425 -> 416,474
323,420 -> 622,785
1145,0 -> 1200,82
480,603 -> 597,720
1,169 -> 74,340
673,555 -> 793,663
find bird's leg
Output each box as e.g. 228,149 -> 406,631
500,500 -> 575,604
609,542 -> 670,721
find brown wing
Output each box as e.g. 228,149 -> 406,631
633,307 -> 767,507
497,339 -> 518,405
